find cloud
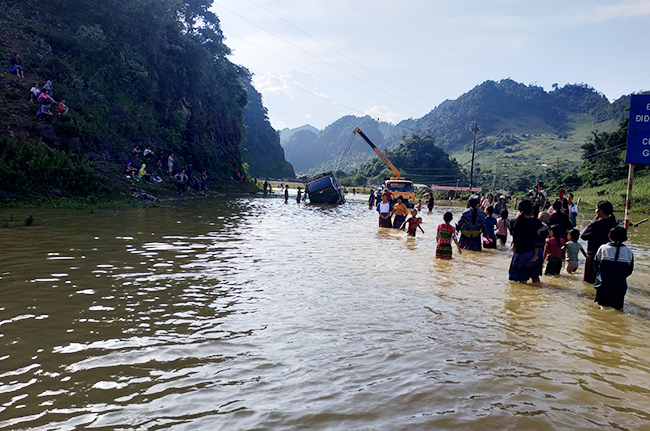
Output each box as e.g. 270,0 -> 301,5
364,106 -> 402,125
253,67 -> 356,129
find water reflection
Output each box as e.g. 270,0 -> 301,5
1,196 -> 649,430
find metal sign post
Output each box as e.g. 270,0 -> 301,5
624,95 -> 650,229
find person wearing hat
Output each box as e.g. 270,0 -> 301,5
123,160 -> 136,179
495,195 -> 508,216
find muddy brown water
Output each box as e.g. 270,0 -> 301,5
1,195 -> 649,430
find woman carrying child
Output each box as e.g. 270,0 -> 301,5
436,211 -> 461,259
508,200 -> 543,283
594,226 -> 634,310
456,198 -> 486,251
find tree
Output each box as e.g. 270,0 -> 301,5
353,134 -> 463,185
579,120 -> 629,186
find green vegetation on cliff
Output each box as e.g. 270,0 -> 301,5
0,0 -> 292,204
241,77 -> 295,179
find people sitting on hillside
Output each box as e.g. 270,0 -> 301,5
57,99 -> 69,115
156,150 -> 164,169
132,145 -> 141,157
9,53 -> 24,78
123,161 -> 137,179
37,92 -> 54,104
29,84 -> 41,102
138,163 -> 151,183
42,80 -> 53,96
36,102 -> 53,120
143,146 -> 154,159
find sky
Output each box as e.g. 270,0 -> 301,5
211,0 -> 650,131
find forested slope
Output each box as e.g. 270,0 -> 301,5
0,0 -> 291,203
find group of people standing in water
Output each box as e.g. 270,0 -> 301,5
375,192 -> 635,311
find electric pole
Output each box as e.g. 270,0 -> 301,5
469,121 -> 480,189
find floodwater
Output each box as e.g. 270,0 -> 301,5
1,194 -> 649,431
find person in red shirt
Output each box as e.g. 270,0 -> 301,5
57,99 -> 69,115
543,225 -> 567,276
400,209 -> 424,237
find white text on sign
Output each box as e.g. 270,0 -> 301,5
636,115 -> 650,122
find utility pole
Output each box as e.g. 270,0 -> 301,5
469,121 -> 480,189
492,150 -> 499,192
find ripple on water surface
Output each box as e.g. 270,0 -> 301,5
1,197 -> 650,430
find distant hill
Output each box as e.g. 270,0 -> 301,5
281,79 -> 632,187
279,125 -> 320,143
388,79 -> 629,154
280,116 -> 396,175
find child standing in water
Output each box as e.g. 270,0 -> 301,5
400,209 -> 425,237
543,225 -> 567,276
563,229 -> 587,274
594,226 -> 634,310
483,206 -> 497,249
436,211 -> 461,259
496,209 -> 510,247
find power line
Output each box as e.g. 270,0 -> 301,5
242,0 -> 435,106
214,2 -> 428,113
223,30 -> 421,117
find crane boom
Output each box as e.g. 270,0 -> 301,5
353,127 -> 402,179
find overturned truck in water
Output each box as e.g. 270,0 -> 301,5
305,171 -> 346,205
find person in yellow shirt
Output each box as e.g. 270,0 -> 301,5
391,196 -> 409,230
138,163 -> 151,183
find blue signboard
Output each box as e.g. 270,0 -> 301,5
626,94 -> 650,164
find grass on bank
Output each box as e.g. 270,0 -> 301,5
574,170 -> 650,214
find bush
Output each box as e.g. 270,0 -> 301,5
0,136 -> 105,198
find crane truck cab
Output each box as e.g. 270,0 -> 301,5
353,127 -> 416,208
384,179 -> 415,207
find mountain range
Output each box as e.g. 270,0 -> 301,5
280,79 -> 632,185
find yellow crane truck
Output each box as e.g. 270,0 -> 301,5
353,127 -> 416,208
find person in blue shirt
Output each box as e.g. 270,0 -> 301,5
36,103 -> 53,120
483,205 -> 497,249
457,198 -> 487,251
376,193 -> 393,228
